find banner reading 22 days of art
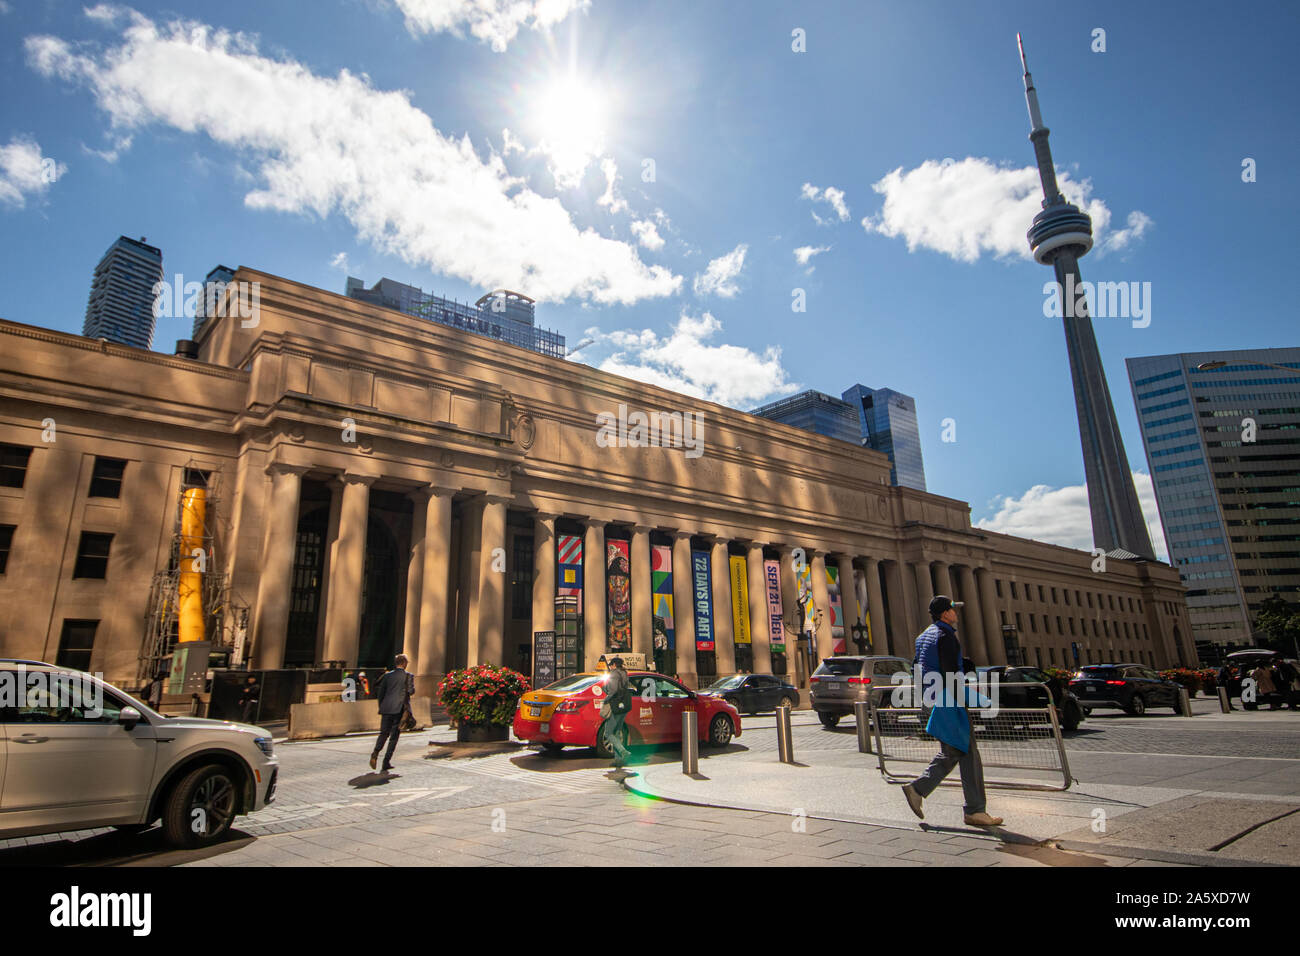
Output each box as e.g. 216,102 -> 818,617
606,539 -> 631,652
763,559 -> 784,653
690,549 -> 715,652
651,544 -> 675,652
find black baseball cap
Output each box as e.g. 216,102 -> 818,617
928,595 -> 964,619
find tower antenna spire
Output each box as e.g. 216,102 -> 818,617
1017,33 -> 1061,204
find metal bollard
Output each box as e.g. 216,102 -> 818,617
855,700 -> 873,754
682,710 -> 699,775
775,704 -> 795,764
1218,686 -> 1232,713
1179,688 -> 1192,718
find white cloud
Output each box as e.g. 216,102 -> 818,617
692,243 -> 747,298
629,218 -> 664,250
393,0 -> 588,52
26,10 -> 680,305
583,309 -> 799,408
793,244 -> 830,267
800,181 -> 849,225
0,135 -> 64,208
1099,209 -> 1153,255
976,471 -> 1167,562
330,251 -> 352,272
596,157 -> 628,214
860,157 -> 1150,263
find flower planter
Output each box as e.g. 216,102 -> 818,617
456,722 -> 510,743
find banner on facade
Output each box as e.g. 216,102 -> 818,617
651,544 -> 675,652
557,533 -> 583,597
764,559 -> 784,653
827,566 -> 846,654
729,555 -> 751,645
606,539 -> 631,652
691,549 -> 714,651
853,568 -> 872,651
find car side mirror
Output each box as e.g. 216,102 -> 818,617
118,706 -> 142,730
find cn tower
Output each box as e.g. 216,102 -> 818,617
1018,35 -> 1155,560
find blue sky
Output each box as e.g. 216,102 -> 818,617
2,0 -> 1297,558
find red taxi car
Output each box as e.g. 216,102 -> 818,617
513,671 -> 742,758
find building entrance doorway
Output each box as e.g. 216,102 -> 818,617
358,515 -> 400,667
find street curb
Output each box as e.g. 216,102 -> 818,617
1050,839 -> 1283,867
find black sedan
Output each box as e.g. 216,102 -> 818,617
974,665 -> 1085,732
699,674 -> 799,715
1069,663 -> 1185,716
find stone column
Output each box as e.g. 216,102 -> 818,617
934,561 -> 955,601
957,564 -> 989,664
402,488 -> 428,668
902,561 -> 923,638
710,538 -> 736,677
810,551 -> 834,662
314,477 -> 344,660
835,553 -> 857,655
630,525 -> 653,663
746,543 -> 772,675
251,463 -> 306,669
416,487 -> 454,697
531,513 -> 557,640
469,495 -> 509,666
883,561 -> 912,655
976,568 -> 1006,665
670,531 -> 697,687
322,472 -> 373,666
864,557 -> 887,655
582,519 -> 606,671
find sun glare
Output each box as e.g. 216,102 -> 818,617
533,75 -> 610,187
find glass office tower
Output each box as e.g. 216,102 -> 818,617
841,385 -> 927,491
1126,348 -> 1300,652
749,390 -> 860,444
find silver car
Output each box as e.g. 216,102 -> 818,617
0,662 -> 278,848
809,655 -> 911,727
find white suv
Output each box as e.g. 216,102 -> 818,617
0,662 -> 278,848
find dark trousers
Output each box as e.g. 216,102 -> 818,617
373,712 -> 403,769
911,735 -> 988,815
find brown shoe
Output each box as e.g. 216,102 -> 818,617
964,811 -> 1003,827
369,754 -> 377,770
902,783 -> 924,820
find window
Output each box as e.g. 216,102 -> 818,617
73,532 -> 113,579
1010,581 -> 1019,599
1038,585 -> 1045,603
1051,587 -> 1058,603
995,579 -> 1003,598
510,534 -> 534,620
1029,614 -> 1037,634
1070,618 -> 1077,636
88,457 -> 127,498
0,524 -> 13,573
0,443 -> 32,488
1048,647 -> 1056,665
9,671 -> 124,723
55,619 -> 99,671
1086,592 -> 1093,609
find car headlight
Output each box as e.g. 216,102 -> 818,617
254,736 -> 274,757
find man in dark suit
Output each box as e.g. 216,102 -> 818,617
370,654 -> 415,773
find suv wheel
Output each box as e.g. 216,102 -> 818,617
162,763 -> 238,848
1125,694 -> 1146,717
819,713 -> 840,729
779,694 -> 798,710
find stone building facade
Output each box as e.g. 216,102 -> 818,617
0,268 -> 1196,693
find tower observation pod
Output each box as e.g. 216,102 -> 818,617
1017,34 -> 1155,560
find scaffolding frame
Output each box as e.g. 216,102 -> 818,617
138,463 -> 248,685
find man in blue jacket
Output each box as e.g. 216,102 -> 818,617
901,596 -> 1003,827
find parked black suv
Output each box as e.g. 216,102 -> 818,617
1069,663 -> 1185,716
974,665 -> 1085,732
699,674 -> 799,715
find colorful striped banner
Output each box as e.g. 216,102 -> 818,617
764,559 -> 784,653
557,533 -> 582,597
827,566 -> 846,654
652,544 -> 675,651
606,539 -> 631,652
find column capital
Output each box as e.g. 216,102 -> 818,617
630,524 -> 653,535
339,471 -> 378,487
265,462 -> 310,478
670,529 -> 694,541
481,493 -> 514,507
533,511 -> 559,524
582,516 -> 608,530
